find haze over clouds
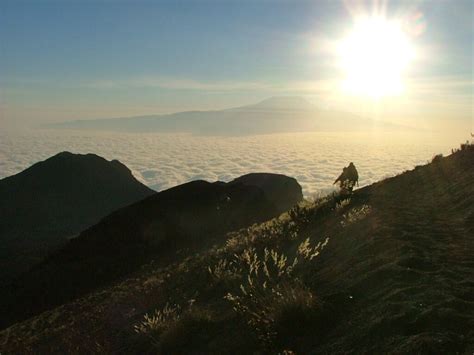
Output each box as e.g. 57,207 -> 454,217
0,1 -> 472,133
0,130 -> 462,197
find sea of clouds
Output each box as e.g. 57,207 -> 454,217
0,130 -> 461,197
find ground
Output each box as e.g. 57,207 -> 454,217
1,147 -> 472,354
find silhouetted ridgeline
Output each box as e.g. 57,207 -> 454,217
44,96 -> 406,135
1,145 -> 472,353
1,170 -> 302,329
230,172 -> 303,214
0,152 -> 154,284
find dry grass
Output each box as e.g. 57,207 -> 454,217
5,148 -> 472,354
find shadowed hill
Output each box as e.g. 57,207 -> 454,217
230,173 -> 303,214
0,152 -> 154,284
1,146 -> 472,353
1,174 -> 302,329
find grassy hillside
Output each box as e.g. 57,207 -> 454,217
1,145 -> 472,354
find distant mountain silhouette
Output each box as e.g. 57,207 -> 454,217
45,96 -> 405,135
243,96 -> 317,111
1,173 -> 302,328
0,152 -> 154,284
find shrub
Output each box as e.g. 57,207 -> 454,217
340,204 -> 372,227
158,308 -> 215,354
335,198 -> 351,211
222,238 -> 329,349
460,140 -> 470,150
226,282 -> 318,349
221,194 -> 338,256
207,258 -> 240,283
431,154 -> 443,163
288,203 -> 312,224
133,303 -> 181,348
297,237 -> 329,260
134,303 -> 222,353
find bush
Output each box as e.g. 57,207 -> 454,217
225,282 -> 318,349
159,308 -> 215,354
221,194 -> 338,256
134,304 -> 220,354
460,141 -> 472,150
136,195 -> 337,353
222,239 -> 329,350
133,303 -> 181,349
452,140 -> 473,154
431,154 -> 443,163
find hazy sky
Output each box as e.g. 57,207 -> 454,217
0,0 -> 472,131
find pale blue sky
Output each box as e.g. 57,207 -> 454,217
0,0 -> 472,130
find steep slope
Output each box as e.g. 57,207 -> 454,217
0,152 -> 154,284
45,96 -> 404,135
308,147 -> 474,353
1,146 -> 472,353
1,174 -> 302,329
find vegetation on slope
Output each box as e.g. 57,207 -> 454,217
1,174 -> 301,330
1,144 -> 472,354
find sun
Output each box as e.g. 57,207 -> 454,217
338,17 -> 415,98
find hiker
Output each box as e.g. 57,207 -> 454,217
334,162 -> 359,193
334,167 -> 348,187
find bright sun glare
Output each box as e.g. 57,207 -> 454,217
339,17 -> 415,98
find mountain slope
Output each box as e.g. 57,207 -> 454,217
1,146 -> 472,353
0,152 -> 154,284
45,96 -> 404,135
1,174 -> 302,329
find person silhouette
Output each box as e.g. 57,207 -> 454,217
334,162 -> 359,193
334,167 -> 348,186
345,162 -> 359,192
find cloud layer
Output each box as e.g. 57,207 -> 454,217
0,130 -> 460,198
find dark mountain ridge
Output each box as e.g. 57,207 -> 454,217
0,152 -> 154,284
1,172 -> 303,329
1,145 -> 471,353
231,172 -> 302,214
